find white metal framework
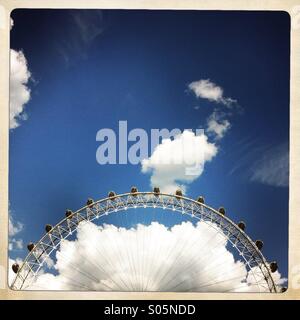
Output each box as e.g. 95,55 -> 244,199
11,191 -> 277,292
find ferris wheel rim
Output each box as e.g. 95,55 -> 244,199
11,191 -> 277,292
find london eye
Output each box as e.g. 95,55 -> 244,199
11,187 -> 284,292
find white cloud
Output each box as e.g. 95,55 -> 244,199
207,111 -> 231,140
188,79 -> 238,140
9,216 -> 23,236
251,143 -> 289,187
25,221 -> 285,292
9,216 -> 24,251
57,11 -> 103,65
9,238 -> 23,251
141,130 -> 218,193
10,49 -> 31,129
188,79 -> 236,106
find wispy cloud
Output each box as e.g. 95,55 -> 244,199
188,79 -> 236,107
57,10 -> 104,66
250,143 -> 289,187
206,110 -> 231,140
188,79 -> 240,141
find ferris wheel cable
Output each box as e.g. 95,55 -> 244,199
177,255 -> 266,292
47,272 -> 99,291
112,210 -> 143,290
141,212 -> 152,291
142,209 -> 178,288
222,280 -> 267,293
78,226 -> 132,291
133,209 -> 143,291
122,209 -> 140,290
143,221 -> 171,290
49,231 -> 125,291
150,217 -> 203,290
188,218 -> 266,290
50,247 -> 117,290
149,208 -> 203,288
168,258 -> 251,292
114,212 -> 145,289
172,254 -> 268,290
93,222 -> 136,291
140,212 -> 148,291
225,282 -> 265,293
168,244 -> 262,293
139,212 -> 150,291
143,215 -> 162,291
99,211 -> 132,290
158,229 -> 230,290
184,272 -> 254,292
160,224 -> 268,293
24,256 -> 104,291
142,213 -> 167,291
159,234 -> 222,287
157,217 -> 231,288
112,209 -> 134,290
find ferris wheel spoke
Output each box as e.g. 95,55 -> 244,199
158,225 -> 227,290
77,225 -> 132,291
168,259 -> 251,292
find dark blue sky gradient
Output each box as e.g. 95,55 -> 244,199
9,10 -> 290,279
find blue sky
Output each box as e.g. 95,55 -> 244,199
9,10 -> 290,280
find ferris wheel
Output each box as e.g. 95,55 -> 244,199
11,187 -> 284,292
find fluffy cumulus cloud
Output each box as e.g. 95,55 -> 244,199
251,143 -> 289,187
10,49 -> 31,129
25,221 -> 285,292
141,130 -> 217,193
188,79 -> 236,107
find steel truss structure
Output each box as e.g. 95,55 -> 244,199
11,192 -> 277,292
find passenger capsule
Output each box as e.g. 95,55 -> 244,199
255,240 -> 264,251
281,287 -> 287,293
86,198 -> 94,207
238,221 -> 246,231
153,187 -> 160,195
197,196 -> 205,204
12,263 -> 19,274
108,191 -> 116,199
218,207 -> 226,215
65,209 -> 73,218
130,186 -> 138,195
175,189 -> 183,198
45,224 -> 53,233
270,261 -> 278,273
27,242 -> 34,251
